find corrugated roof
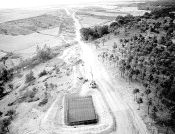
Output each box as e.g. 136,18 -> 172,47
67,96 -> 97,124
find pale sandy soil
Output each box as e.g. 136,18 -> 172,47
5,44 -> 115,134
1,54 -> 74,133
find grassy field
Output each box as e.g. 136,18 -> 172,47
0,8 -> 75,67
0,9 -> 74,36
77,6 -> 148,28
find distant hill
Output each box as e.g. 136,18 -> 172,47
137,0 -> 175,10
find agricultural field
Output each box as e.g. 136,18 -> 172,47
77,6 -> 148,27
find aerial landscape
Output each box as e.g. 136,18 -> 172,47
0,0 -> 175,134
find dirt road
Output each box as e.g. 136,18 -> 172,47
69,9 -> 150,134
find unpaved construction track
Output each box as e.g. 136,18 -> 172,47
70,8 -> 150,134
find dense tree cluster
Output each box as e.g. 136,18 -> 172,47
0,109 -> 16,134
80,14 -> 139,41
0,68 -> 13,99
119,34 -> 175,102
115,9 -> 175,130
80,25 -> 109,41
80,7 -> 175,41
137,0 -> 175,11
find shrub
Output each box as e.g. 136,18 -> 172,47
29,91 -> 35,98
38,91 -> 48,106
56,68 -> 60,74
28,97 -> 40,102
23,88 -> 37,99
38,98 -> 48,106
5,109 -> 16,122
80,25 -> 109,41
7,102 -> 14,106
18,88 -> 38,103
32,87 -> 38,93
38,70 -> 47,77
0,68 -> 13,84
0,117 -> 11,133
0,86 -> 5,98
0,111 -> 2,117
25,71 -> 35,83
49,83 -> 55,90
5,110 -> 15,117
20,88 -> 38,103
113,42 -> 118,49
36,45 -> 53,62
8,84 -> 13,90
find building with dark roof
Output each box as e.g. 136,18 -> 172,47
65,96 -> 98,126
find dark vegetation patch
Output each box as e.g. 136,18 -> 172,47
0,111 -> 2,117
80,14 -> 138,41
137,0 -> 175,11
0,68 -> 13,99
80,25 -> 109,41
38,70 -> 48,77
38,97 -> 48,106
25,71 -> 35,83
0,109 -> 16,134
38,93 -> 48,106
